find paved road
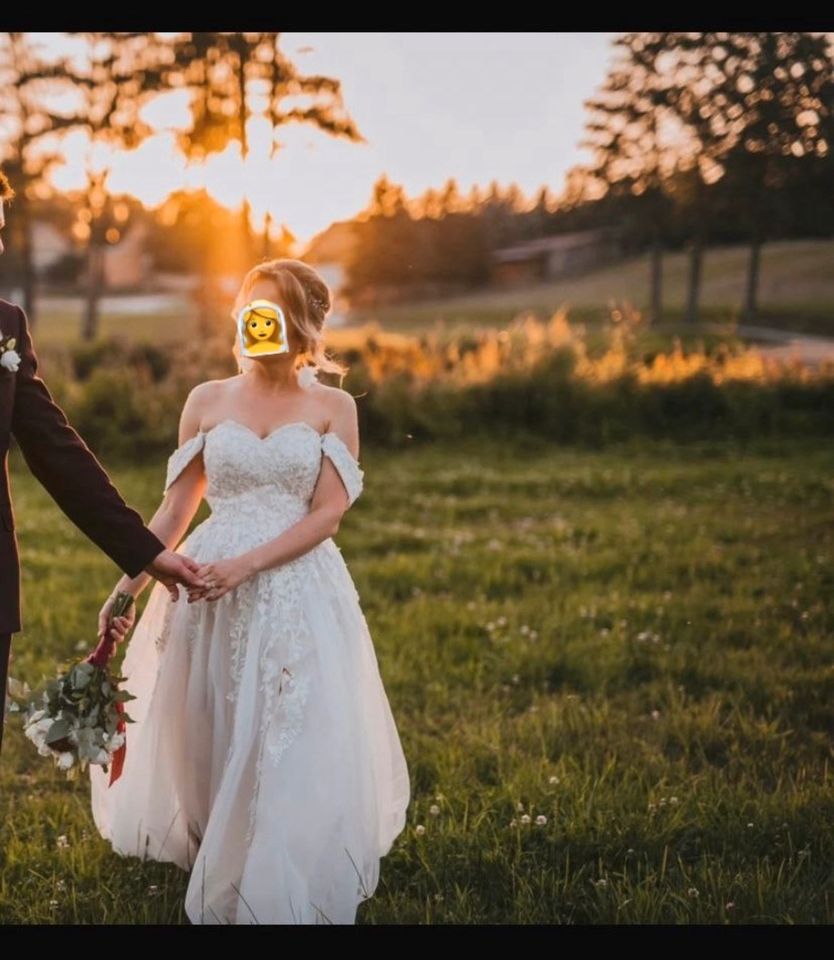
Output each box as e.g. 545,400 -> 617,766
655,321 -> 834,369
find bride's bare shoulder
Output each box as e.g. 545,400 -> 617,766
311,382 -> 358,420
186,376 -> 240,405
180,376 -> 240,430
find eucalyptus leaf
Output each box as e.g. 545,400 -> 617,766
45,719 -> 72,745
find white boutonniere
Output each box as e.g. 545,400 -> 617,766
0,334 -> 20,373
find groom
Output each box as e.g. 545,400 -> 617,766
0,171 -> 205,755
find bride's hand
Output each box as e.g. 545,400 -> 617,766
98,593 -> 136,644
187,556 -> 255,603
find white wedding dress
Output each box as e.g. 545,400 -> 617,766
89,408 -> 411,924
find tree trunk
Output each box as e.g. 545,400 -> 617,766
263,211 -> 272,261
685,234 -> 703,324
19,194 -> 36,326
82,241 -> 104,341
742,233 -> 762,325
648,236 -> 663,324
240,198 -> 254,265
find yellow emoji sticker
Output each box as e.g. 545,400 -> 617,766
237,300 -> 290,357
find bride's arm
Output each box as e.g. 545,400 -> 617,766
98,388 -> 209,638
189,393 -> 360,603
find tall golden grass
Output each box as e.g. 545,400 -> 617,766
320,303 -> 833,388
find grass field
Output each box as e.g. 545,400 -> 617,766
1,432 -> 834,923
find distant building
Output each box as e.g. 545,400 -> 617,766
30,220 -> 71,274
491,226 -> 625,286
100,220 -> 152,289
30,218 -> 153,290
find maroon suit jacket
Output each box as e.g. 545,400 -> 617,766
0,298 -> 165,635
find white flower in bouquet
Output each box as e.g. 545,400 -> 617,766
11,592 -> 138,782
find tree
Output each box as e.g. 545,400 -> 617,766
653,32 -> 834,324
711,33 -> 834,324
0,33 -> 79,324
62,31 -> 173,340
161,32 -> 365,280
581,33 -> 679,324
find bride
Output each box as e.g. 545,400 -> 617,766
88,259 -> 411,924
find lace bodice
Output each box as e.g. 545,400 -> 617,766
164,419 -> 364,520
158,417 -> 366,817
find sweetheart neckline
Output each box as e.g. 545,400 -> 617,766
201,419 -> 326,443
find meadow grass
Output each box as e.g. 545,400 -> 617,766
1,432 -> 833,923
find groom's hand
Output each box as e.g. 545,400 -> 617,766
145,549 -> 208,601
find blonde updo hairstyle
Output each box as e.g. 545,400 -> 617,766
230,259 -> 348,381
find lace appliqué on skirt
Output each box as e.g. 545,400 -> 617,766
243,554 -> 315,843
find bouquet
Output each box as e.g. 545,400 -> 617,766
10,591 -> 137,784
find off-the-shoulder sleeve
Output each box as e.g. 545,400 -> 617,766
321,431 -> 364,508
164,431 -> 206,493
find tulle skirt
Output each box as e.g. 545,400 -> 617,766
89,522 -> 410,925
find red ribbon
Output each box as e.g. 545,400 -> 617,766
86,631 -> 126,787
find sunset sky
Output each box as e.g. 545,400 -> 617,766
29,32 -> 620,247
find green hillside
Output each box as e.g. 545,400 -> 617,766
348,238 -> 834,337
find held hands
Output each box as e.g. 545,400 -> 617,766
145,549 -> 208,601
97,553 -> 250,647
187,555 -> 256,603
